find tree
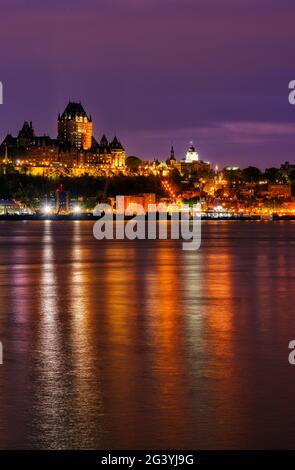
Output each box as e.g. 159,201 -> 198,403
126,156 -> 142,170
264,167 -> 285,184
287,170 -> 295,186
222,168 -> 242,184
193,167 -> 213,180
241,166 -> 262,183
169,168 -> 182,186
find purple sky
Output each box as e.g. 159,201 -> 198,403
0,0 -> 295,168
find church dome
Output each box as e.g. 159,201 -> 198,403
185,143 -> 199,163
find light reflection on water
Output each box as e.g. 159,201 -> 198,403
0,221 -> 295,448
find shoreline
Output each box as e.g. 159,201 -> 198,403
0,214 -> 289,221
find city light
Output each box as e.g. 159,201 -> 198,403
73,205 -> 81,213
42,205 -> 51,214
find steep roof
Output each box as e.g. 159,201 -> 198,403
110,136 -> 124,150
18,121 -> 35,140
60,101 -> 90,120
100,134 -> 109,145
1,134 -> 17,146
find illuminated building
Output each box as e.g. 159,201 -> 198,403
0,101 -> 126,171
0,200 -> 19,215
174,159 -> 210,177
110,136 -> 126,168
0,122 -> 59,164
58,101 -> 92,150
268,184 -> 292,198
185,142 -> 199,163
121,194 -> 156,213
169,142 -> 210,176
41,187 -> 79,214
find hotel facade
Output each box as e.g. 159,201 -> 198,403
0,101 -> 126,176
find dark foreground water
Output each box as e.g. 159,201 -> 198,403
0,220 -> 295,449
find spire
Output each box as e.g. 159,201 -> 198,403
4,144 -> 8,163
110,136 -> 124,150
100,134 -> 108,145
170,145 -> 175,160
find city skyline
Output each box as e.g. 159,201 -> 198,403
1,98 -> 294,170
1,1 -> 295,458
0,0 -> 295,168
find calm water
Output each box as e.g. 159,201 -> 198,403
0,220 -> 295,449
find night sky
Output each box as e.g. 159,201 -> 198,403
0,0 -> 295,168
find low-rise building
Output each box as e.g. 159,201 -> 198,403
268,184 -> 292,198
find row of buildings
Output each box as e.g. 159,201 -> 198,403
0,100 -> 213,178
166,143 -> 210,175
0,101 -> 126,174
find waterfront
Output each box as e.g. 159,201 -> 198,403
0,221 -> 295,449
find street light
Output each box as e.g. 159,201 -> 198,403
73,205 -> 81,214
42,205 -> 51,215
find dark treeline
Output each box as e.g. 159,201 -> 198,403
0,166 -> 293,205
222,166 -> 293,184
0,173 -> 164,202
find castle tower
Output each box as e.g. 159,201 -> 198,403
110,136 -> 126,168
58,101 -> 92,150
